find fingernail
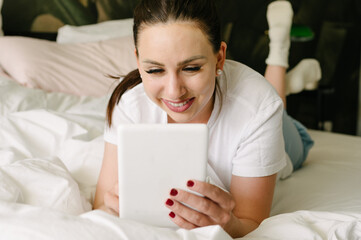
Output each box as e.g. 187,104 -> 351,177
166,199 -> 174,206
169,211 -> 176,218
170,188 -> 178,196
187,180 -> 194,187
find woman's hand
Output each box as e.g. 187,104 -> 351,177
102,183 -> 120,215
164,174 -> 277,238
165,180 -> 237,230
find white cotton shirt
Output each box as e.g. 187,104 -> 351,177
104,60 -> 287,191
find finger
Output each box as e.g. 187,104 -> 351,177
165,198 -> 214,227
168,211 -> 197,229
168,189 -> 225,221
186,180 -> 235,211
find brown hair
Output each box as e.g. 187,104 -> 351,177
106,0 -> 222,126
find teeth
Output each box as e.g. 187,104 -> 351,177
168,99 -> 190,107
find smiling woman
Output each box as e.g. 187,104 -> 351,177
93,0 -> 314,238
137,22 -> 225,124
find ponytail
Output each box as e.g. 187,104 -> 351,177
106,69 -> 142,127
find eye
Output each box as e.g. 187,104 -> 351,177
183,66 -> 201,72
145,69 -> 164,74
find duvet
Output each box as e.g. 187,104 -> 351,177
1,75 -> 360,240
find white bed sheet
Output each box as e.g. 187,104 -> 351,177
272,129 -> 361,215
1,75 -> 361,239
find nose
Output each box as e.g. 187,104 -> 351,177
165,72 -> 185,100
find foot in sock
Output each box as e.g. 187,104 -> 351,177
266,1 -> 294,68
286,59 -> 322,95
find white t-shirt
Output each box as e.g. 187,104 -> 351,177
104,60 -> 287,191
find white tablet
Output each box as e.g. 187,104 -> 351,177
117,124 -> 208,227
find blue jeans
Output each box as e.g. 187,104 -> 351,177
283,111 -> 314,170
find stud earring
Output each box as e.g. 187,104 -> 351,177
216,69 -> 223,76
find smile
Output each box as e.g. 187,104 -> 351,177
162,98 -> 195,113
168,99 -> 191,107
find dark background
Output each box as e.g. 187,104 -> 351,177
216,0 -> 361,136
2,0 -> 361,135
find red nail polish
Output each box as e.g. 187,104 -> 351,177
187,180 -> 194,187
169,212 -> 176,218
166,199 -> 174,206
170,189 -> 178,196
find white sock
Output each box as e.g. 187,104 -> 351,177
265,1 -> 293,68
286,59 -> 322,95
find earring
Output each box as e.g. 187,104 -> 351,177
216,69 -> 223,76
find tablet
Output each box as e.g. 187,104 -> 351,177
117,124 -> 208,227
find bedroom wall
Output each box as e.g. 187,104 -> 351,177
358,56 -> 361,136
1,0 -> 140,34
1,0 -> 361,135
220,0 -> 361,136
0,0 -> 3,36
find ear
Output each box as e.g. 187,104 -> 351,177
216,41 -> 227,71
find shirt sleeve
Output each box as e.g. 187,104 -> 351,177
232,99 -> 287,177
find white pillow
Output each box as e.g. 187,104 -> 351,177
57,18 -> 134,44
0,0 -> 3,36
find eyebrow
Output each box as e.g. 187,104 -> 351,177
142,55 -> 207,67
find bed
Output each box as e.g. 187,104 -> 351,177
1,72 -> 361,239
1,16 -> 361,240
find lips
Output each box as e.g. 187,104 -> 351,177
162,98 -> 195,113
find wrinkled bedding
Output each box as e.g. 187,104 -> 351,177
1,75 -> 361,239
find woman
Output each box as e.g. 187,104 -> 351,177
93,0 -> 315,237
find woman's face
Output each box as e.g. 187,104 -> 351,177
136,22 -> 226,123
